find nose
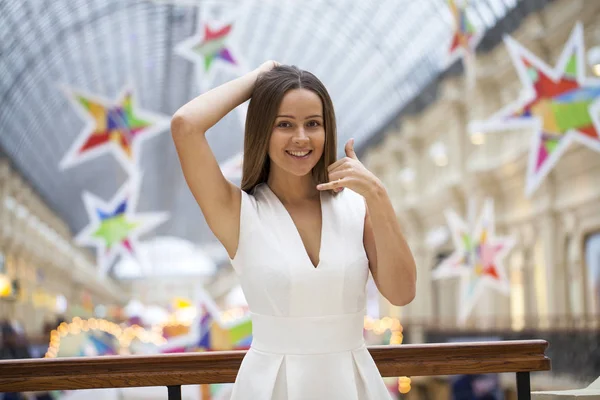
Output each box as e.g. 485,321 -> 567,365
292,127 -> 309,145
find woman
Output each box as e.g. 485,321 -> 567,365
172,61 -> 416,399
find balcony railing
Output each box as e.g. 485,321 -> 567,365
0,340 -> 550,400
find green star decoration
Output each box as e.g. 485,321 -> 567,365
92,215 -> 138,249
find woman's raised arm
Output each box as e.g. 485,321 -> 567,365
171,61 -> 278,257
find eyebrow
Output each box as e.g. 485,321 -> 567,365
276,115 -> 323,119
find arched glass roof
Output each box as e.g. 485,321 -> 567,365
0,0 -> 524,275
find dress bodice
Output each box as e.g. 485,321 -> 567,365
229,183 -> 370,317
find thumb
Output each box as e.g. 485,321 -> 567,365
345,138 -> 358,160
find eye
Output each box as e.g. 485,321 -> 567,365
277,121 -> 292,128
306,120 -> 322,128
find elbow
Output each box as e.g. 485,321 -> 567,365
170,112 -> 192,137
388,262 -> 417,307
386,280 -> 416,307
171,110 -> 208,138
388,290 -> 415,307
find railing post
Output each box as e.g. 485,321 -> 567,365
167,385 -> 182,400
516,372 -> 531,400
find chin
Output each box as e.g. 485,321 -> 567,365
284,165 -> 316,177
295,170 -> 315,178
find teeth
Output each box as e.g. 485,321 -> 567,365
288,150 -> 310,157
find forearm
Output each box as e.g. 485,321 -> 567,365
173,70 -> 260,133
365,183 -> 416,304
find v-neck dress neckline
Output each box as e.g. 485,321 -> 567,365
228,184 -> 393,399
264,184 -> 327,269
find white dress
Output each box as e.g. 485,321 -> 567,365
228,183 -> 392,400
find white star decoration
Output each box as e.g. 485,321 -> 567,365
74,175 -> 169,276
59,86 -> 171,174
469,23 -> 600,196
432,199 -> 515,325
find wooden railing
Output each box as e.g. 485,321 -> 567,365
0,340 -> 550,400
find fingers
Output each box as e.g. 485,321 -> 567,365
327,169 -> 343,180
322,170 -> 348,192
257,60 -> 281,74
327,139 -> 359,172
345,138 -> 358,160
316,178 -> 346,191
327,157 -> 354,173
327,157 -> 345,172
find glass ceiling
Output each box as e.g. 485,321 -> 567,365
0,0 -> 522,275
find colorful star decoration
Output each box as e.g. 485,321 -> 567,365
59,87 -> 170,173
194,24 -> 237,72
469,23 -> 600,196
75,176 -> 169,275
447,0 -> 482,63
175,21 -> 241,87
432,199 -> 515,325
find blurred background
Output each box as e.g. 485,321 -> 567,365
0,0 -> 599,399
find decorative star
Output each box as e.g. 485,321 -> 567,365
447,0 -> 482,62
59,86 -> 170,173
446,0 -> 482,88
175,22 -> 241,83
432,199 -> 515,325
194,25 -> 237,71
75,176 -> 169,275
469,23 -> 600,196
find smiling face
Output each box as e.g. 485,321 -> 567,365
268,88 -> 325,178
241,65 -> 337,193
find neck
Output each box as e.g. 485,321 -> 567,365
267,170 -> 319,204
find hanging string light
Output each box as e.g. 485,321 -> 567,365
45,317 -> 167,358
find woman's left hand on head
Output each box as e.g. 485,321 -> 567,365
316,138 -> 382,197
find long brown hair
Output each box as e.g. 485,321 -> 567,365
241,65 -> 337,193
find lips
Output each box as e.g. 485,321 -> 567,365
286,150 -> 312,158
